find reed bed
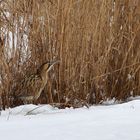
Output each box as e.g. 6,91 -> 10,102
0,0 -> 140,109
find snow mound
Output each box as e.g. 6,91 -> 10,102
1,104 -> 59,116
1,99 -> 140,116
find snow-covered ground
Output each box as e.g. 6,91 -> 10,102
1,100 -> 140,140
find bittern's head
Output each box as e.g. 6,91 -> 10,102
37,60 -> 60,78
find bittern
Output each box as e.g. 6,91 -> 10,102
14,60 -> 59,104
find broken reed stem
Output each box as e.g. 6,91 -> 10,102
92,62 -> 140,80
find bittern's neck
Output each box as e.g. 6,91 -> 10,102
40,71 -> 49,84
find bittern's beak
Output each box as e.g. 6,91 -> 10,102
47,60 -> 60,72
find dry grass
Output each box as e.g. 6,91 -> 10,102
0,0 -> 140,109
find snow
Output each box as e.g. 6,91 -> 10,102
1,100 -> 140,140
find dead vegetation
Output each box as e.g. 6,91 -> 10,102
0,0 -> 140,109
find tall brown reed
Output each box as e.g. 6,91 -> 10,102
0,0 -> 140,109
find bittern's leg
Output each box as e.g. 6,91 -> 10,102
23,100 -> 28,105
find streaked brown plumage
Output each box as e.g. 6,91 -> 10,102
14,60 -> 59,104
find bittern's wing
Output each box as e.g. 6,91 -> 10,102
16,74 -> 43,98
